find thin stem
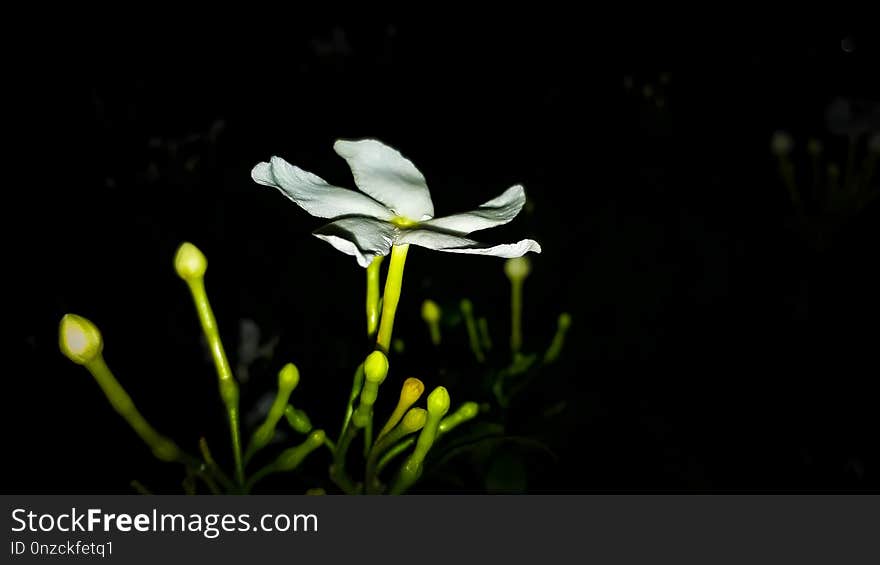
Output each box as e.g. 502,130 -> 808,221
337,364 -> 364,446
461,300 -> 485,362
375,437 -> 415,477
85,356 -> 182,463
198,437 -> 235,492
511,279 -> 523,354
478,317 -> 492,351
366,256 -> 384,338
185,277 -> 244,486
363,416 -> 373,457
227,408 -> 244,486
376,244 -> 410,352
331,424 -> 360,494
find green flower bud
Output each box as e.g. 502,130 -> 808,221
284,405 -> 313,434
59,314 -> 103,365
363,351 -> 389,384
401,407 -> 428,433
427,386 -> 451,417
439,401 -> 479,434
278,363 -> 300,391
173,242 -> 207,281
459,298 -> 473,315
421,299 -> 441,323
504,256 -> 531,281
558,312 -> 572,330
771,131 -> 793,156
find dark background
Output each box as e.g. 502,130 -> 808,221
10,23 -> 880,493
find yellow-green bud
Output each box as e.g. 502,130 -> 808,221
807,138 -> 823,156
174,242 -> 207,281
421,299 -> 441,323
278,363 -> 300,391
400,377 -> 424,406
285,405 -> 312,434
306,429 -> 325,448
504,256 -> 531,281
457,401 -> 479,420
305,488 -> 326,495
439,401 -> 479,434
427,386 -> 451,417
558,312 -> 572,330
59,314 -> 103,365
460,298 -> 473,315
771,131 -> 793,156
364,351 -> 389,384
277,430 -> 325,471
401,407 -> 428,433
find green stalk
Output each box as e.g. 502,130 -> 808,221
185,276 -> 244,486
366,256 -> 384,338
376,244 -> 410,352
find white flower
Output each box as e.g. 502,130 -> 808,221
251,139 -> 542,267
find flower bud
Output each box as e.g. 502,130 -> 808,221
401,407 -> 428,433
174,242 -> 207,281
59,314 -> 103,365
427,386 -> 451,417
278,363 -> 300,391
363,351 -> 389,384
558,312 -> 573,331
504,256 -> 531,281
771,131 -> 793,156
421,299 -> 441,323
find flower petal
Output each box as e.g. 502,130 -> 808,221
312,217 -> 396,268
252,157 -> 394,220
333,139 -> 435,221
420,185 -> 526,235
396,228 -> 541,258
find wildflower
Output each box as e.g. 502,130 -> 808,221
251,139 -> 541,268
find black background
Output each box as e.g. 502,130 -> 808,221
10,22 -> 880,493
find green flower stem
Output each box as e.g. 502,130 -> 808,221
376,244 -> 410,353
375,436 -> 415,477
83,355 -> 182,463
366,408 -> 427,494
245,430 -> 325,493
330,423 -> 361,495
389,386 -> 450,495
543,313 -> 572,364
478,317 -> 493,351
198,437 -> 235,492
510,279 -> 524,354
504,257 -> 531,356
245,364 -> 300,464
460,299 -> 485,362
174,243 -> 244,486
333,352 -> 388,493
364,418 -> 373,456
366,255 -> 384,338
337,364 -> 364,446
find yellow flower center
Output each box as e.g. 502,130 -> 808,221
391,216 -> 419,228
